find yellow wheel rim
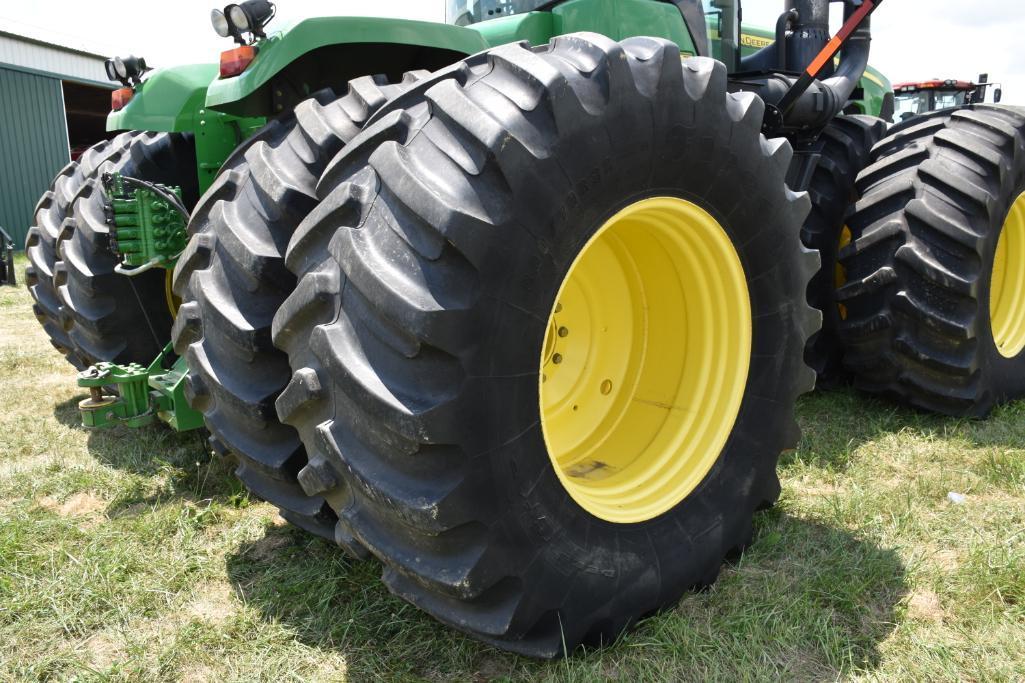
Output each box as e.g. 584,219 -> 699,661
538,197 -> 752,524
165,269 -> 181,318
991,191 -> 1025,358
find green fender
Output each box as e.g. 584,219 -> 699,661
204,17 -> 490,113
205,2 -> 701,115
107,63 -> 219,133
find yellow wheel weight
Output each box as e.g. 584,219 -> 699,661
165,269 -> 181,318
538,197 -> 752,523
991,191 -> 1025,359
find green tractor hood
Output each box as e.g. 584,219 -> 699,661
107,63 -> 219,133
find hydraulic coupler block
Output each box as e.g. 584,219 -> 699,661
102,173 -> 188,268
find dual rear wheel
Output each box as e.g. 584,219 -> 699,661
837,105 -> 1025,415
25,132 -> 197,369
259,35 -> 816,655
221,82 -> 1025,653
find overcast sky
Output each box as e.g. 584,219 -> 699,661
1,1 -> 1022,101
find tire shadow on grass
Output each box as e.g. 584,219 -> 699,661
52,395 -> 244,512
791,386 -> 1025,471
225,510 -> 907,680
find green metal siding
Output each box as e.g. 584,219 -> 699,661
0,66 -> 70,249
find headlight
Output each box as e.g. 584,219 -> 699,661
105,55 -> 148,86
214,1 -> 275,44
227,4 -> 250,31
123,56 -> 148,79
211,8 -> 231,37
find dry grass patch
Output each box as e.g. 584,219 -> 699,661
906,589 -> 944,624
39,491 -> 107,517
187,581 -> 238,625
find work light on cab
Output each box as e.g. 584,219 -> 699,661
210,0 -> 275,44
104,55 -> 148,86
103,54 -> 149,111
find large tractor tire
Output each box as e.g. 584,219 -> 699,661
271,35 -> 818,656
802,115 -> 888,381
837,105 -> 1025,416
172,74 -> 426,539
25,132 -> 197,369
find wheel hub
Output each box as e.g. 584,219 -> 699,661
538,197 -> 752,523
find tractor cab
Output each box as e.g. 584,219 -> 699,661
894,76 -> 1002,120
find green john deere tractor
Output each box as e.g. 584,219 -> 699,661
23,0 -> 1025,656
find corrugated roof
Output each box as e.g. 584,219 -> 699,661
0,29 -> 110,86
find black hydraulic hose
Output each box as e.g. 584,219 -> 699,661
116,175 -> 190,221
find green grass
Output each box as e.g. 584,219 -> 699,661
1,253 -> 1023,681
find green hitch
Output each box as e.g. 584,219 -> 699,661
78,362 -> 155,429
76,344 -> 204,432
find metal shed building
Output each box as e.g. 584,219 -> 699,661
0,29 -> 113,249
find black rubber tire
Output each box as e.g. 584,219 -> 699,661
837,105 -> 1025,416
26,151 -> 103,367
28,133 -> 182,367
57,132 -> 198,367
802,115 -> 888,381
25,132 -> 196,369
271,35 -> 818,656
172,74 -> 427,540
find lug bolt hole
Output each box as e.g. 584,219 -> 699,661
552,353 -> 563,364
558,326 -> 569,337
600,379 -> 613,395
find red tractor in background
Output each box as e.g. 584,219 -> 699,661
893,73 -> 1003,120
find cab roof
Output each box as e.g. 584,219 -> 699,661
894,79 -> 976,93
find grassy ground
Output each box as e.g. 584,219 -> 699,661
1,253 -> 1023,682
